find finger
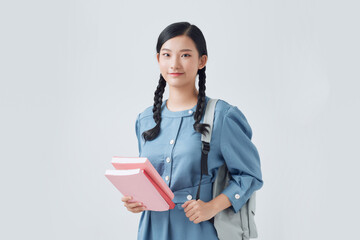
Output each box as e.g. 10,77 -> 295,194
185,207 -> 197,218
133,209 -> 144,213
130,206 -> 147,213
189,213 -> 199,222
181,200 -> 190,208
188,206 -> 201,222
131,209 -> 142,213
193,216 -> 201,224
131,206 -> 146,212
121,196 -> 132,202
125,202 -> 143,210
182,200 -> 194,209
184,201 -> 197,213
127,202 -> 143,209
124,200 -> 137,208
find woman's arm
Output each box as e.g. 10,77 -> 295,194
209,193 -> 232,214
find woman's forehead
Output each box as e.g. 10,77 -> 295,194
160,36 -> 196,52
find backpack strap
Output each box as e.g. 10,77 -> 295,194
195,98 -> 219,200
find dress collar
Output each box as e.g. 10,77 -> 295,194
161,96 -> 210,118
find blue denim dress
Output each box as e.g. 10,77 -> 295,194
135,96 -> 263,240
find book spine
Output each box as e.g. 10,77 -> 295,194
142,170 -> 175,210
144,161 -> 174,199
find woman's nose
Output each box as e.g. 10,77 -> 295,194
170,56 -> 181,69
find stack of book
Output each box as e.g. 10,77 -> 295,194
105,157 -> 175,211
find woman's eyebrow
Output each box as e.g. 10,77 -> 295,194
161,48 -> 193,52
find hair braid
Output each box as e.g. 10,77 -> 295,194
142,74 -> 167,142
193,66 -> 210,136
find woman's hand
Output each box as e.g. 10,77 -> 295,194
121,196 -> 147,213
181,199 -> 218,224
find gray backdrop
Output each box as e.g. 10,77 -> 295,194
1,0 -> 359,239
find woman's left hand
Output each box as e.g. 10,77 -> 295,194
182,200 -> 217,224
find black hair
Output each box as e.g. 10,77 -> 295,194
142,21 -> 210,142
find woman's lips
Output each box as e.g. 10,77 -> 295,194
169,73 -> 184,76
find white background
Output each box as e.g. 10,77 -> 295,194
1,0 -> 359,239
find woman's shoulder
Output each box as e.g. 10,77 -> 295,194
213,98 -> 232,114
213,97 -> 250,128
137,105 -> 154,121
213,97 -> 243,116
213,97 -> 252,136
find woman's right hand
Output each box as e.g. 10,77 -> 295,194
121,196 -> 147,213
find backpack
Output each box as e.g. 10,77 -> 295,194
195,98 -> 258,240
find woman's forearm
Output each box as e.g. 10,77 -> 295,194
209,193 -> 232,214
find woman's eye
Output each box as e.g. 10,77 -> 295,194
162,53 -> 190,57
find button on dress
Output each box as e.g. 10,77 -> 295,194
135,96 -> 264,240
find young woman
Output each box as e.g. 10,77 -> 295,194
121,22 -> 264,240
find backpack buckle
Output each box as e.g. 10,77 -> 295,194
202,141 -> 210,154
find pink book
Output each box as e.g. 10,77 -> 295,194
111,157 -> 174,200
105,169 -> 174,211
105,157 -> 175,211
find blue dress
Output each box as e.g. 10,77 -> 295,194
135,96 -> 263,240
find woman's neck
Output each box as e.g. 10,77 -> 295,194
166,86 -> 199,111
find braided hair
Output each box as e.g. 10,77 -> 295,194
142,22 -> 210,142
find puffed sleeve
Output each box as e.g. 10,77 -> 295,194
135,113 -> 142,156
220,106 -> 264,213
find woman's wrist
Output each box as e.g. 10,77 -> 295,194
209,193 -> 232,214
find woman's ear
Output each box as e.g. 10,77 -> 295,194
156,53 -> 160,63
198,55 -> 208,69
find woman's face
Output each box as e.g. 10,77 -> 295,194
157,35 -> 207,89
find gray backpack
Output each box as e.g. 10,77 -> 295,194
195,98 -> 258,240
